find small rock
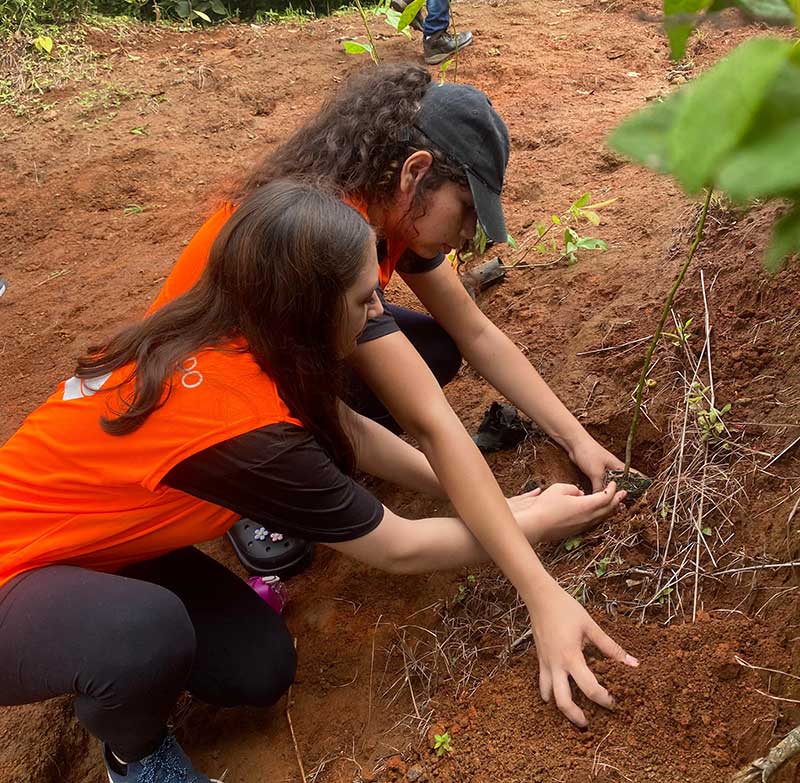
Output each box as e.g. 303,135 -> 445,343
406,764 -> 425,782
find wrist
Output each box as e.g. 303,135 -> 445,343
556,426 -> 596,455
519,567 -> 559,609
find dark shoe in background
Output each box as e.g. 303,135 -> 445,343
472,401 -> 535,453
423,30 -> 473,65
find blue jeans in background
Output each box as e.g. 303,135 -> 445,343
423,0 -> 450,36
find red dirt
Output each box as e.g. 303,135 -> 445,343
2,1 -> 800,781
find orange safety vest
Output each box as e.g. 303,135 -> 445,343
0,344 -> 300,587
148,198 -> 404,314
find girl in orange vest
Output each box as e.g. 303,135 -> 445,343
0,181 -> 634,783
151,65 -> 640,716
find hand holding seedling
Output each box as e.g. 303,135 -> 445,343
568,436 -> 626,492
527,573 -> 639,727
507,482 -> 627,544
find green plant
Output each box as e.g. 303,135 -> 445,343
454,573 -> 477,603
434,732 -> 453,756
609,4 -> 800,476
32,34 -> 53,54
595,556 -> 612,577
664,316 -> 694,347
564,535 -> 583,552
655,586 -> 673,605
342,0 -> 380,62
688,382 -> 732,441
513,193 -> 613,267
129,124 -> 148,134
156,0 -> 229,23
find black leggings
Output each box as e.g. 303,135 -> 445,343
348,302 -> 462,432
0,548 -> 295,761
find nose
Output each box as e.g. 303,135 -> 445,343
368,291 -> 383,320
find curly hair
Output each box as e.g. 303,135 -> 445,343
230,64 -> 468,212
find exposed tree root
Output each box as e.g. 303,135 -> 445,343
731,725 -> 800,782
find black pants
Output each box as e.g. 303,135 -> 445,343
0,548 -> 295,761
348,302 -> 462,432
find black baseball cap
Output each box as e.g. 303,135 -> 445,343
414,82 -> 510,244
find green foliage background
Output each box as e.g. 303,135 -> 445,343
0,0 -> 351,32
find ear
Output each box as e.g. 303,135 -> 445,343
398,150 -> 434,199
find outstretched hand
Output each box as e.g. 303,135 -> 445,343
568,437 -> 625,492
508,482 -> 626,544
527,576 -> 639,727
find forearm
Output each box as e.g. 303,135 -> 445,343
349,332 -> 555,604
413,404 -> 554,604
340,405 -> 445,499
460,321 -> 592,452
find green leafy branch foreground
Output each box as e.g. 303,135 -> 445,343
608,0 -> 799,474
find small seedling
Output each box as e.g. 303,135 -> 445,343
688,382 -> 732,442
434,732 -> 453,756
123,204 -> 146,215
32,36 -> 54,56
129,125 -> 149,135
595,556 -> 612,577
454,573 -> 476,603
439,57 -> 455,84
655,586 -> 674,605
342,0 -> 381,63
564,535 -> 583,552
525,193 -> 613,266
664,317 -> 694,347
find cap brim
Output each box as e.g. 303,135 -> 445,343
467,172 -> 507,245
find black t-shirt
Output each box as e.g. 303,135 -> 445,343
164,423 -> 384,543
164,242 -> 443,540
357,246 -> 445,344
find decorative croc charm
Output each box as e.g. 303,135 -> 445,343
226,518 -> 314,579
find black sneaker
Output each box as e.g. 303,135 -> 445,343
423,30 -> 473,65
389,0 -> 425,31
104,735 -> 221,783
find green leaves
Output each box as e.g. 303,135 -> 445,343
664,0 -> 714,60
564,535 -> 583,552
766,207 -> 800,272
671,37 -> 791,193
397,0 -> 425,30
737,0 -> 796,22
663,0 -> 797,61
32,35 -> 53,55
342,40 -> 377,62
609,37 -> 800,271
608,92 -> 685,173
717,119 -> 800,199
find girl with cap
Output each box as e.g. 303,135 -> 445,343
1,180 -> 629,783
150,67 -> 638,724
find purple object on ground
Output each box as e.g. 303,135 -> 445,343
248,575 -> 288,614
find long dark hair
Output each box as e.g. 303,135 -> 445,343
230,64 -> 467,214
76,180 -> 373,472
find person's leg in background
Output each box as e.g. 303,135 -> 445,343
422,0 -> 473,65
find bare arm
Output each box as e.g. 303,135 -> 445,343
348,330 -> 636,726
403,263 -> 625,489
338,402 -> 445,499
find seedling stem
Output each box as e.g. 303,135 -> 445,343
623,187 -> 714,476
